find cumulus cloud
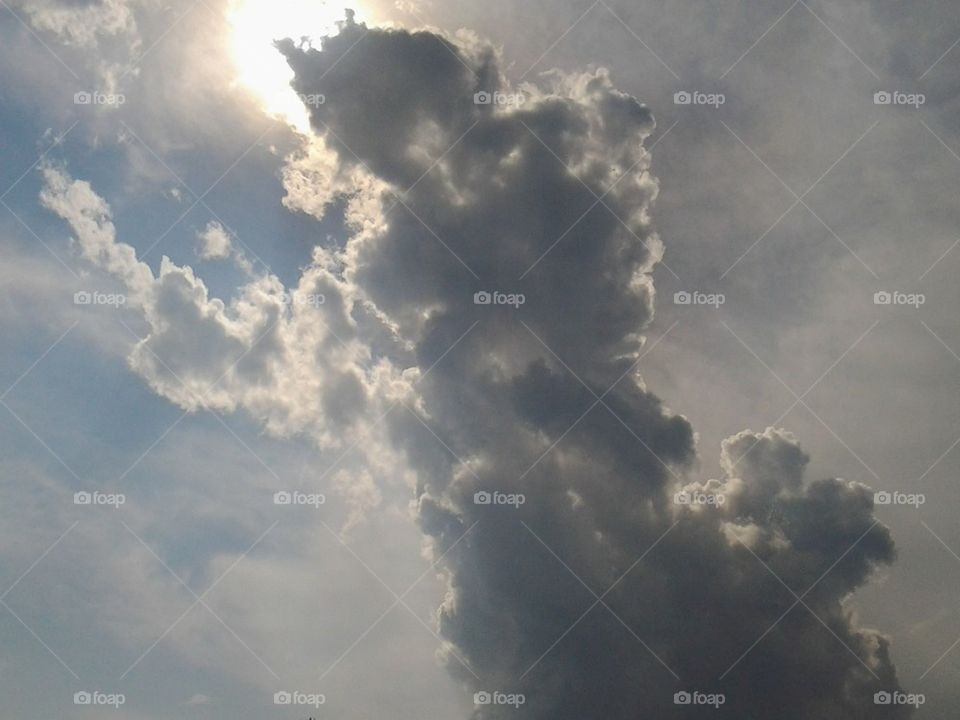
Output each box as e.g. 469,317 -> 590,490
38,161 -> 411,529
39,163 -> 402,440
36,12 -> 911,719
273,15 -> 911,719
195,220 -> 233,260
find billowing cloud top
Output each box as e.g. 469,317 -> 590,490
271,16 -> 909,720
35,11 -> 910,720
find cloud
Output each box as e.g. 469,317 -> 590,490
38,163 -> 389,436
196,220 -> 233,260
37,161 -> 412,531
274,16 -> 911,719
12,0 -> 143,91
34,12 -> 912,719
14,0 -> 137,49
194,219 -> 254,274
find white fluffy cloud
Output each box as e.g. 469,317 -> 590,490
195,220 -> 232,260
38,163 -> 410,439
38,162 -> 415,533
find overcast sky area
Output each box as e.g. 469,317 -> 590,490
1,0 -> 960,718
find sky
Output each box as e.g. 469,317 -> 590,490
1,0 -> 959,718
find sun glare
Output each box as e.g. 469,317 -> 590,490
228,0 -> 360,132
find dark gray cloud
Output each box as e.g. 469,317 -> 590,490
278,16 -> 910,719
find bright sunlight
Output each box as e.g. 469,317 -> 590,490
228,0 -> 361,132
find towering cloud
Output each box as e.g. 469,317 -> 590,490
37,12 -> 911,720
277,15 -> 910,719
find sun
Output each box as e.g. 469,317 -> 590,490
228,0 -> 363,132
